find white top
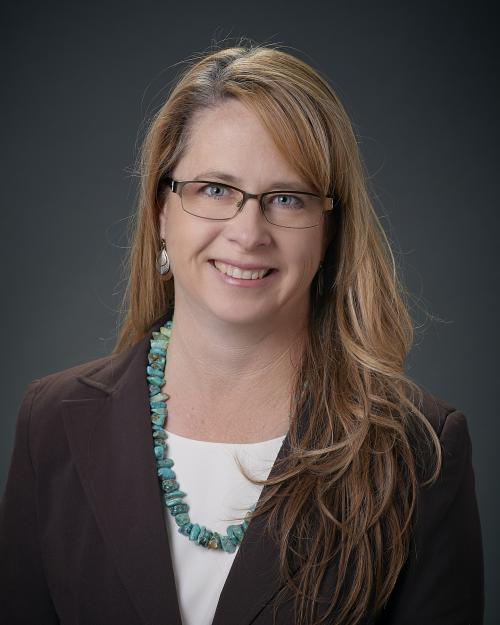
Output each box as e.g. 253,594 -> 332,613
163,429 -> 287,625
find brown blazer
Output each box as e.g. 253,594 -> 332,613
0,311 -> 484,625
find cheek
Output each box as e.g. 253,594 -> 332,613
288,234 -> 323,270
164,209 -> 221,259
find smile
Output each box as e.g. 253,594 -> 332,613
212,260 -> 273,280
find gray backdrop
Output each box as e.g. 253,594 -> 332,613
2,0 -> 497,622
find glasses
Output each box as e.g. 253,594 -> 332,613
162,175 -> 335,229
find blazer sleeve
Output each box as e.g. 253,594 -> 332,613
0,380 -> 59,624
377,410 -> 485,625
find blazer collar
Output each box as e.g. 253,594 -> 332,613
61,309 -> 303,625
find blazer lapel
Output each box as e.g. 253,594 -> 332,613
61,312 -> 182,625
61,310 -> 304,625
211,430 -> 301,625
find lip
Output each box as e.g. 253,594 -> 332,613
208,260 -> 277,287
210,258 -> 276,271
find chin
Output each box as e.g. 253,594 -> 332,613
206,300 -> 277,326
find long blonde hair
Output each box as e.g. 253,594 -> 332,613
113,40 -> 442,625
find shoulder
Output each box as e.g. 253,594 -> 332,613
377,391 -> 484,622
24,353 -> 117,418
408,389 -> 478,543
415,388 -> 474,471
15,354 -> 112,447
17,339 -> 141,442
21,313 -> 168,423
13,340 -> 145,475
416,388 -> 460,436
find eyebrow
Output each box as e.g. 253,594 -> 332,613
193,169 -> 311,191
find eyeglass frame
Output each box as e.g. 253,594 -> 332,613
161,174 -> 336,229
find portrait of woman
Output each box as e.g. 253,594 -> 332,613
0,42 -> 484,625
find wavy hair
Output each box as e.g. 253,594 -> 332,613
113,39 -> 442,625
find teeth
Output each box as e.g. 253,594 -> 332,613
213,261 -> 269,280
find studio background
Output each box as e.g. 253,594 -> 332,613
2,1 -> 497,622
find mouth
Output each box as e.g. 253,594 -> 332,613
209,259 -> 277,281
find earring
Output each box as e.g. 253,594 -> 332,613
316,261 -> 324,298
156,238 -> 170,275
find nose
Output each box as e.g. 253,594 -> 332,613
224,196 -> 272,249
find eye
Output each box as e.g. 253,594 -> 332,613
268,193 -> 304,209
199,183 -> 231,198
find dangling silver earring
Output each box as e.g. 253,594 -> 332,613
156,238 -> 170,275
316,261 -> 324,298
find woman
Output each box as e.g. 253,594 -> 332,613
0,42 -> 484,625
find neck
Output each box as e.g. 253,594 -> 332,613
162,297 -> 308,442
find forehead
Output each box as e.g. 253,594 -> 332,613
177,99 -> 308,188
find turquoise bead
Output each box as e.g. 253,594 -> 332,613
150,339 -> 168,349
165,495 -> 185,506
148,367 -> 164,379
150,347 -> 166,356
161,479 -> 179,493
154,446 -> 164,460
147,365 -> 163,377
174,513 -> 190,527
227,524 -> 244,544
226,525 -> 241,546
157,458 -> 174,468
197,527 -> 209,546
148,353 -> 165,364
147,376 -> 164,386
168,503 -> 189,515
151,414 -> 166,426
164,489 -> 185,499
149,385 -> 161,395
151,407 -> 166,416
150,392 -> 168,402
160,326 -> 172,336
152,429 -> 167,440
208,532 -> 222,550
158,467 -> 175,479
148,356 -> 164,365
150,401 -> 166,409
220,535 -> 237,553
233,524 -> 245,541
178,523 -> 193,536
189,524 -> 201,541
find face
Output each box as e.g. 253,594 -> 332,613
159,98 -> 328,329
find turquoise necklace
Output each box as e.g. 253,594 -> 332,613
146,319 -> 254,552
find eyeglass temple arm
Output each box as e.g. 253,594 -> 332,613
162,176 -> 177,192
